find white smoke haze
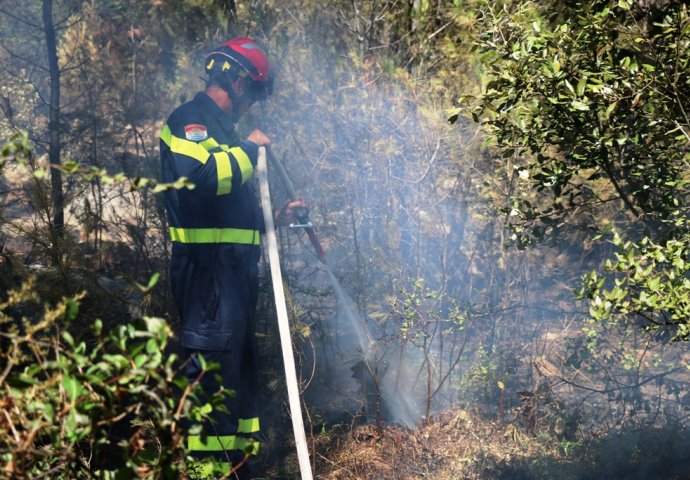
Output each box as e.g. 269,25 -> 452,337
246,5 -> 690,439
252,33 -> 492,428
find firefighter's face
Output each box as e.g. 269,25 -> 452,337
232,77 -> 257,118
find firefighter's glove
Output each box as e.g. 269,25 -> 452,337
274,199 -> 309,227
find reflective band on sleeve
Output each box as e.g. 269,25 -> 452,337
187,435 -> 260,455
200,137 -> 220,151
228,146 -> 254,185
169,227 -> 260,245
160,124 -> 172,143
215,151 -> 232,195
160,124 -> 210,164
238,417 -> 260,434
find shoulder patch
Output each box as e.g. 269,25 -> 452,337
184,124 -> 208,141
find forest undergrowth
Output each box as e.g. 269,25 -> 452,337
2,0 -> 690,478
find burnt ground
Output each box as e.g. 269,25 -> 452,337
261,408 -> 690,480
307,409 -> 554,480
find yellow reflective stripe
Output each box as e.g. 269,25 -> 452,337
160,124 -> 172,144
169,227 -> 260,245
187,435 -> 260,455
229,146 -> 254,185
200,137 -> 220,150
238,417 -> 260,434
188,435 -> 234,451
160,124 -> 210,164
218,145 -> 254,185
187,459 -> 230,477
215,151 -> 232,195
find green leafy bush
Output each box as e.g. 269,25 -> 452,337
465,0 -> 690,340
579,226 -> 690,342
0,277 -> 225,479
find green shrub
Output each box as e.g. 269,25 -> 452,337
0,277 -> 225,479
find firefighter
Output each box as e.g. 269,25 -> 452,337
160,37 -> 302,479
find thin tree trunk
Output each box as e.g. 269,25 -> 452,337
43,0 -> 64,264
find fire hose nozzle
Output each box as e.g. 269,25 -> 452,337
289,221 -> 314,229
290,207 -> 313,229
266,146 -> 327,260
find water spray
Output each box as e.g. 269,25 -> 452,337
261,144 -> 418,434
263,147 -> 386,419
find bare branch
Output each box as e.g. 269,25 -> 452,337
0,43 -> 49,73
0,7 -> 40,29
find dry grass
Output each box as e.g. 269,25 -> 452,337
309,409 -> 551,480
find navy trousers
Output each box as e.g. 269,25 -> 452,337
170,243 -> 261,473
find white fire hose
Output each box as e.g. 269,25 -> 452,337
256,146 -> 314,480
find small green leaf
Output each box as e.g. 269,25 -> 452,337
147,272 -> 160,290
63,375 -> 81,403
552,58 -> 561,74
63,331 -> 75,347
65,299 -> 79,321
198,354 -> 208,371
564,79 -> 575,95
571,100 -> 590,111
605,102 -> 618,118
43,403 -> 55,422
447,107 -> 462,124
17,373 -> 38,385
146,338 -> 158,354
132,273 -> 160,293
92,319 -> 103,336
134,354 -> 147,368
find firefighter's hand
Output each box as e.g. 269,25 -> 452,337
247,129 -> 271,146
274,199 -> 309,227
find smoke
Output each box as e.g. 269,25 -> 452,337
254,19 -> 489,428
325,268 -> 374,358
245,3 -> 690,436
260,65 -> 473,425
293,259 -> 422,427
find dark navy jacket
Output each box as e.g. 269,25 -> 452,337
161,92 -> 262,242
160,92 -> 262,349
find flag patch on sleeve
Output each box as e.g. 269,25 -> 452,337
184,124 -> 208,141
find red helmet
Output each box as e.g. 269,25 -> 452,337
205,37 -> 273,98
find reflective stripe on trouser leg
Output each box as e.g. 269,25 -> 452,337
186,457 -> 231,479
186,348 -> 261,465
184,349 -> 261,457
187,434 -> 260,455
185,434 -> 259,478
